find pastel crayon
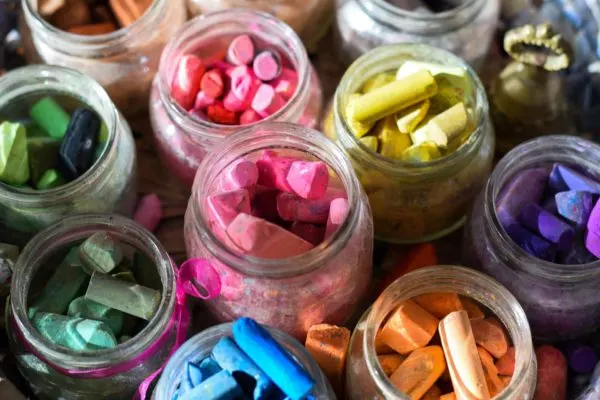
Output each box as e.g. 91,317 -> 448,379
305,324 -> 351,395
0,121 -> 30,185
362,72 -> 396,93
377,354 -> 406,376
222,90 -> 247,112
461,297 -> 485,320
171,55 -> 206,110
378,300 -> 439,354
273,68 -> 298,100
200,69 -> 225,99
503,222 -> 556,262
206,189 -> 252,229
206,103 -> 238,125
389,346 -> 446,399
179,358 -> 222,395
555,191 -> 596,227
252,84 -> 285,117
178,370 -> 243,400
253,50 -> 282,81
229,65 -> 260,103
325,198 -> 350,239
414,292 -> 464,319
194,90 -> 216,109
495,347 -> 515,376
518,203 -> 575,251
285,160 -> 329,200
549,164 -> 600,194
67,296 -> 124,337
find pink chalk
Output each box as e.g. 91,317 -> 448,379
290,222 -> 325,246
273,68 -> 298,100
286,160 -> 329,199
325,198 -> 349,238
133,193 -> 162,232
230,65 -> 259,103
256,150 -> 295,192
223,89 -> 248,112
251,186 -> 280,220
252,50 -> 282,81
171,54 -> 206,110
194,91 -> 216,109
200,69 -> 225,99
239,109 -> 262,125
190,108 -> 208,121
251,84 -> 285,117
226,213 -> 314,258
178,258 -> 221,300
227,34 -> 255,66
220,158 -> 259,191
276,192 -> 331,224
207,60 -> 235,75
206,189 -> 251,229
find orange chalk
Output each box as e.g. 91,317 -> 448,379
389,345 -> 446,400
422,384 -> 442,399
377,354 -> 405,376
378,243 -> 438,294
500,376 -> 512,386
440,393 -> 456,400
378,300 -> 439,354
461,297 -> 485,320
375,332 -> 394,354
470,318 -> 509,358
414,292 -> 465,319
495,346 -> 516,376
478,346 -> 505,397
305,324 -> 350,395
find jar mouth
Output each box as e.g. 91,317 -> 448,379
157,9 -> 311,140
10,214 -> 176,369
333,43 -> 489,179
0,65 -> 119,208
22,0 -> 166,55
363,265 -> 535,400
484,135 -> 600,282
190,122 -> 363,278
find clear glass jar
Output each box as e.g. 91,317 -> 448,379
149,10 -> 323,187
464,135 -> 600,342
333,0 -> 501,68
325,44 -> 495,243
186,0 -> 334,51
152,322 -> 336,399
346,266 -> 537,399
7,213 -> 177,400
20,0 -> 187,116
0,65 -> 137,247
184,122 -> 373,339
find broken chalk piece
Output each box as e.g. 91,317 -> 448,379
251,84 -> 285,118
401,141 -> 441,162
359,136 -> 379,152
396,60 -> 466,81
377,354 -> 406,376
227,34 -> 255,66
286,160 -> 329,200
36,169 -> 65,190
305,324 -> 351,394
256,150 -> 294,193
555,191 -> 595,227
178,370 -> 244,400
206,189 -> 252,230
478,346 -> 505,397
362,72 -> 396,93
495,346 -> 516,376
389,345 -> 446,400
460,297 -> 485,320
276,192 -> 332,224
426,102 -> 469,146
518,202 -> 575,251
376,116 -> 412,159
495,167 -> 549,227
503,222 -> 556,262
345,93 -> 375,138
29,97 -> 71,139
290,222 -> 325,246
32,312 -> 117,351
79,232 -> 123,274
171,54 -> 206,111
414,292 -> 465,319
325,198 -> 350,239
179,358 -> 222,396
67,296 -> 124,337
253,50 -> 282,81
470,317 -> 509,359
550,164 -> 600,194
422,385 -> 443,400
396,99 -> 430,134
0,121 -> 30,185
27,136 -> 60,186
57,108 -> 101,181
134,193 -> 162,232
220,158 -> 259,191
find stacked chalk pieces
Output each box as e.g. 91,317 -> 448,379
173,318 -> 316,400
496,162 -> 600,264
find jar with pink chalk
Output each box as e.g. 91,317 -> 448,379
150,10 -> 323,186
184,122 -> 373,339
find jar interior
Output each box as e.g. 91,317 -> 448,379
384,0 -> 469,12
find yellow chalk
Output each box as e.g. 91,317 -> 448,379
428,102 -> 468,146
396,61 -> 466,80
345,93 -> 375,138
396,100 -> 430,134
359,136 -> 379,152
401,142 -> 442,162
374,116 -> 412,160
362,72 -> 396,93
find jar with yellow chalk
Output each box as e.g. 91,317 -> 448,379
324,44 -> 494,243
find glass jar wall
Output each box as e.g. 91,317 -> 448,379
0,65 -> 136,247
184,122 -> 373,339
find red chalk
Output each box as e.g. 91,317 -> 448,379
200,69 -> 225,99
194,91 -> 216,109
206,103 -> 239,125
534,345 -> 567,400
286,160 -> 329,200
240,109 -> 262,125
253,50 -> 282,81
226,213 -> 314,258
223,89 -> 248,112
230,65 -> 259,103
227,34 -> 255,66
256,150 -> 295,192
133,193 -> 162,232
220,158 -> 259,191
277,192 -> 332,224
290,222 -> 325,246
252,84 -> 285,117
206,189 -> 252,229
325,198 -> 349,238
273,68 -> 298,100
171,54 -> 206,110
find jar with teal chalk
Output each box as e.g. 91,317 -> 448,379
7,214 -> 179,400
0,65 -> 137,246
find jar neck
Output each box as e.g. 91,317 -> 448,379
483,135 -> 600,282
0,65 -> 120,209
333,43 -> 490,181
157,10 -> 311,142
364,266 -> 535,399
358,0 -> 485,34
189,122 -> 363,279
10,213 -> 176,370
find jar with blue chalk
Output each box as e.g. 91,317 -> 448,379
153,318 -> 336,399
0,65 -> 137,247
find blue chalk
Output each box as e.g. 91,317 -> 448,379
178,370 -> 244,400
179,358 -> 221,396
212,337 -> 274,399
232,318 -> 315,400
552,164 -> 600,194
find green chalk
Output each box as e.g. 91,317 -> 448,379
79,233 -> 123,274
67,296 -> 124,337
36,169 -> 65,190
29,97 -> 71,139
0,121 -> 30,185
27,137 -> 60,185
32,312 -> 117,351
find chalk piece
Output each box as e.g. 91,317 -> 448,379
229,65 -> 260,103
460,297 -> 485,320
414,292 -> 464,319
273,68 -> 298,100
534,345 -> 567,400
555,191 -> 595,227
29,97 -> 71,139
286,160 -> 329,200
376,116 -> 412,159
178,370 -> 243,400
277,192 -> 331,224
519,202 -> 575,251
239,109 -> 262,125
227,34 -> 255,66
362,72 -> 396,93
79,232 -> 123,274
495,347 -> 515,376
220,159 -> 259,191
496,167 -> 549,226
194,90 -> 216,109
57,108 -> 101,181
305,324 -> 350,394
67,296 -> 124,337
171,55 -> 206,110
206,189 -> 252,229
325,198 -> 349,238
252,84 -> 285,117
0,121 -> 30,185
470,317 -> 509,358
378,354 -> 405,376
503,222 -> 556,262
134,193 -> 162,232
32,312 -> 117,351
290,222 -> 325,246
345,93 -> 375,138
27,136 -> 60,186
389,346 -> 446,399
550,164 -> 600,194
256,150 -> 294,192
200,69 -> 225,99
253,50 -> 282,81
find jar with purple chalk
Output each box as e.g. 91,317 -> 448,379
0,65 -> 137,247
152,318 -> 336,399
464,135 -> 600,341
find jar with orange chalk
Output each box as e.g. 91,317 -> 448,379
149,9 -> 323,186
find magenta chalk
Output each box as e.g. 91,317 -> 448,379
227,34 -> 255,66
178,258 -> 221,300
252,84 -> 285,117
230,66 -> 259,103
286,160 -> 329,200
220,159 -> 259,191
133,193 -> 162,232
256,150 -> 294,192
276,192 -> 331,224
273,68 -> 298,100
206,189 -> 252,229
253,50 -> 282,81
290,222 -> 325,246
326,198 -> 349,238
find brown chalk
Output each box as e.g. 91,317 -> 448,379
109,0 -> 153,27
495,346 -> 516,376
414,292 -> 464,319
305,324 -> 350,396
460,297 -> 485,320
377,354 -> 405,376
69,22 -> 117,35
390,345 -> 446,400
378,300 -> 439,354
470,317 -> 509,358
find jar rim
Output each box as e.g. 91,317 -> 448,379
333,43 -> 490,179
363,265 -> 536,400
156,9 -> 311,140
10,213 -> 176,370
484,135 -> 600,282
188,121 -> 365,278
0,65 -> 120,208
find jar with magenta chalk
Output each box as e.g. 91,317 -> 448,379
149,10 -> 323,186
153,318 -> 336,399
184,122 -> 373,339
0,65 -> 137,247
324,43 -> 494,243
333,0 -> 500,68
7,214 -> 182,400
345,266 -> 537,399
464,135 -> 600,341
20,0 -> 187,115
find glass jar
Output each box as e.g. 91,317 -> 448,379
464,135 -> 600,342
186,0 -> 334,51
152,322 -> 336,399
325,44 -> 495,243
149,10 -> 323,187
333,0 -> 501,68
7,213 -> 177,400
0,65 -> 137,247
184,122 -> 373,339
20,0 -> 187,116
346,266 -> 537,399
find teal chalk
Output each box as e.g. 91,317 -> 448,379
79,232 -> 123,274
67,296 -> 124,337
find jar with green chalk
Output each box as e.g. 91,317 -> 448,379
324,43 -> 495,243
7,214 -> 178,400
0,65 -> 137,247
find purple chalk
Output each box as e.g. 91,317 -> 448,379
555,191 -> 596,227
549,163 -> 569,193
542,196 -> 558,215
587,199 -> 600,237
585,231 -> 600,258
519,202 -> 575,251
503,222 -> 556,262
496,167 -> 549,226
551,164 -> 600,194
567,344 -> 598,374
560,239 -> 597,265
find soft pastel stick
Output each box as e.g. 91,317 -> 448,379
230,65 -> 260,103
179,358 -> 223,396
194,91 -> 216,109
470,318 -> 509,359
171,55 -> 206,110
496,167 -> 549,226
220,159 -> 259,191
206,189 -> 252,229
325,198 -> 349,238
200,69 -> 224,99
286,160 -> 329,200
555,191 -> 595,227
414,292 -> 464,319
377,354 -> 406,376
389,346 -> 447,399
32,312 -> 117,351
273,68 -> 298,100
222,90 -> 247,112
518,203 -> 575,251
550,164 -> 600,194
253,50 -> 282,81
305,324 -> 351,395
495,347 -> 515,376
